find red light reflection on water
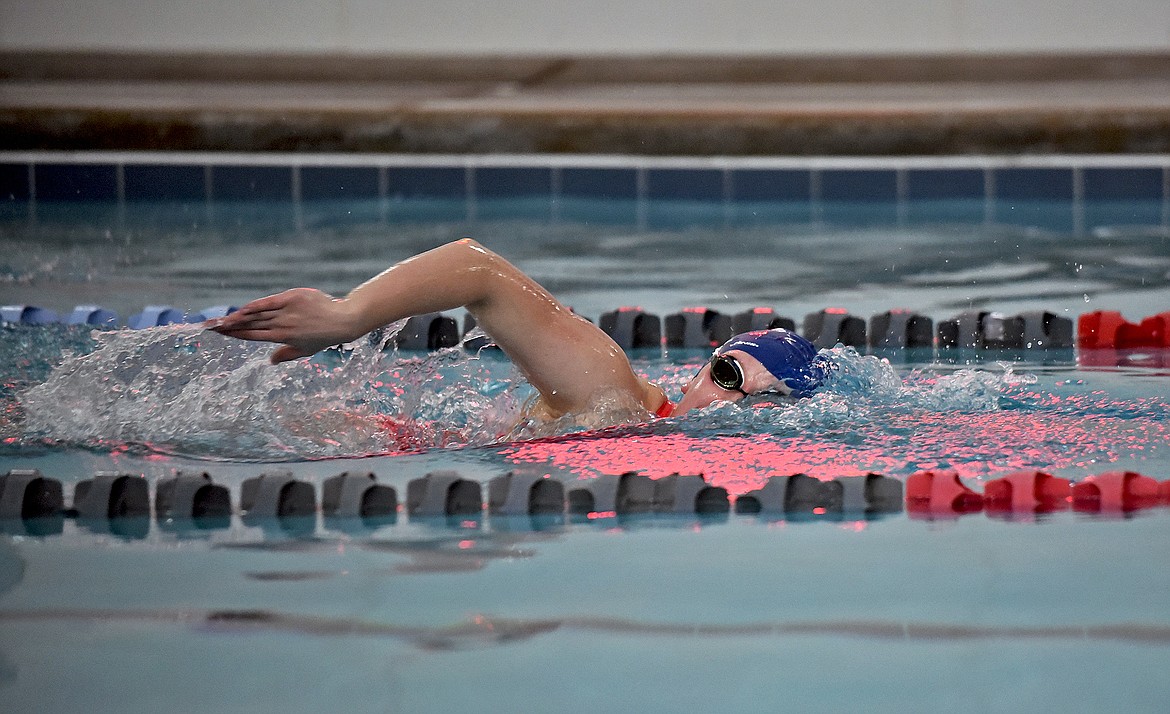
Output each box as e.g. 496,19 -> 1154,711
500,411 -> 1167,495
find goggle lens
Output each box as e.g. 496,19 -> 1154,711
709,355 -> 745,393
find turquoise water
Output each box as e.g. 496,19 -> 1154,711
3,513 -> 1170,713
2,189 -> 1170,713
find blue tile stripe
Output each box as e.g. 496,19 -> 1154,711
1082,167 -> 1164,201
0,154 -> 1167,230
560,168 -> 638,199
994,168 -> 1075,201
0,163 -> 31,202
300,166 -> 381,201
906,169 -> 985,200
820,169 -> 898,202
124,164 -> 205,201
646,169 -> 725,201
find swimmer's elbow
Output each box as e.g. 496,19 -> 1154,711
455,237 -> 487,255
451,238 -> 502,278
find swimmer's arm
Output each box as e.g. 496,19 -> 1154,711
211,239 -> 659,415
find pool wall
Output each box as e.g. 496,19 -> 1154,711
2,152 -> 1169,235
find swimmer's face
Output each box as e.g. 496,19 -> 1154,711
673,349 -> 781,416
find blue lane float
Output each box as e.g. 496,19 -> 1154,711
127,305 -> 187,329
1,305 -> 59,325
66,305 -> 119,327
192,305 -> 239,321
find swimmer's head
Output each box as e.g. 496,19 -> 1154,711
674,328 -> 828,415
714,328 -> 829,398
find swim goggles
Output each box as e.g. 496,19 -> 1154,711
708,354 -> 750,396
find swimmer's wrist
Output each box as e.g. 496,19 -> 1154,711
333,297 -> 370,342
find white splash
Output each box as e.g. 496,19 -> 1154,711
19,324 -> 524,460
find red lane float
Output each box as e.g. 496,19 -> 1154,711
906,470 -> 983,517
1070,471 -> 1161,513
906,470 -> 1168,518
983,470 -> 1072,515
1078,311 -> 1170,349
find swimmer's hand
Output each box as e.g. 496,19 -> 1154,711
206,288 -> 360,363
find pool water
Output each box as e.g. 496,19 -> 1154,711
1,154 -> 1169,713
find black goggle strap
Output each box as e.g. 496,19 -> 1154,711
709,355 -> 749,396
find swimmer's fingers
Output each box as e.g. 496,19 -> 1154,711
208,312 -> 281,333
207,287 -> 351,360
205,310 -> 271,332
207,294 -> 293,330
207,290 -> 327,335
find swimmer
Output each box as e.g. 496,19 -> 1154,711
209,239 -> 828,418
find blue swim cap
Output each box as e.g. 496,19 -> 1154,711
715,328 -> 829,397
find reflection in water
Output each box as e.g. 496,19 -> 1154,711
2,607 -> 1168,653
0,541 -> 23,690
218,531 -> 549,575
0,650 -> 15,688
0,539 -> 24,597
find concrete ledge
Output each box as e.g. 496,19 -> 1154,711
5,50 -> 1170,84
3,51 -> 1170,155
